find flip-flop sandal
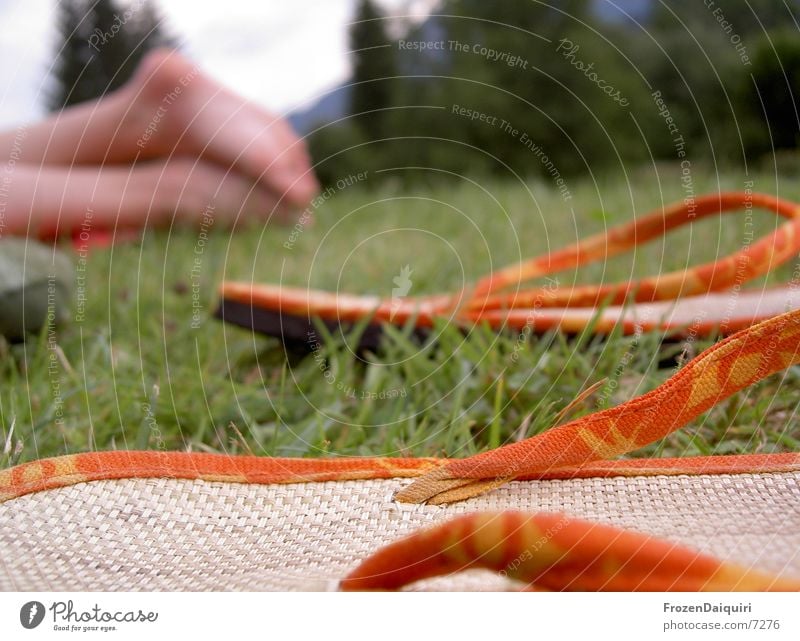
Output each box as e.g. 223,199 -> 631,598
3,307 -> 800,590
215,191 -> 800,349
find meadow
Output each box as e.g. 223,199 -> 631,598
2,164 -> 799,469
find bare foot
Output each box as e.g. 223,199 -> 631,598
130,48 -> 318,210
6,160 -> 285,239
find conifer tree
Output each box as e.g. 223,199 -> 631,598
48,0 -> 178,111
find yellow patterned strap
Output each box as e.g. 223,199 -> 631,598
2,450 -> 800,504
341,512 -> 800,591
397,307 -> 800,504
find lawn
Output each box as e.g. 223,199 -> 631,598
2,163 -> 799,469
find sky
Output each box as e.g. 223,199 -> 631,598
0,0 -> 436,128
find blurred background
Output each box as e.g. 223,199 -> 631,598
3,0 -> 800,464
2,0 -> 799,186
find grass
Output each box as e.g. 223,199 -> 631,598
2,163 -> 800,470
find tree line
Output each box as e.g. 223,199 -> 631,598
45,0 -> 800,187
309,0 -> 800,186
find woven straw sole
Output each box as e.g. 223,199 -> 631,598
2,472 -> 798,591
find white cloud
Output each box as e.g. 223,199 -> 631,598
159,0 -> 354,116
0,0 -> 56,128
0,0 -> 434,128
0,0 -> 357,128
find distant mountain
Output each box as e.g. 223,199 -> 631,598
288,83 -> 351,135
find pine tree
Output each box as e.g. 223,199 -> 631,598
349,0 -> 397,140
749,30 -> 800,152
48,0 -> 178,111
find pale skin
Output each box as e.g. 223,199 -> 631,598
0,48 -> 319,238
